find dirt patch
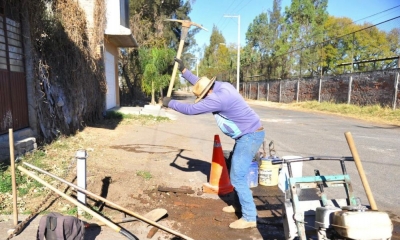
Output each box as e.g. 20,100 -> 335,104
2,97 -> 400,239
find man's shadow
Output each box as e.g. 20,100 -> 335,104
169,149 -> 240,217
169,149 -> 211,177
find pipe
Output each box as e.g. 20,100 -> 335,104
22,162 -> 194,240
76,149 -> 87,216
9,129 -> 18,226
344,132 -> 378,210
17,166 -> 137,239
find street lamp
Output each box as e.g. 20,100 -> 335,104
224,15 -> 240,92
190,57 -> 199,76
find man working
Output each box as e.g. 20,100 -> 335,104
163,58 -> 265,229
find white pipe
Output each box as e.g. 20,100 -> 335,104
76,149 -> 87,215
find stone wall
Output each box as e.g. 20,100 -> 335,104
242,69 -> 400,109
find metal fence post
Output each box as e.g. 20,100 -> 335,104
249,83 -> 251,99
348,76 -> 353,104
257,82 -> 259,100
394,72 -> 399,110
318,78 -> 322,103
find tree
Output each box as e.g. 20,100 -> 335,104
119,0 -> 196,105
139,48 -> 175,105
243,0 -> 290,80
322,16 -> 398,73
200,25 -> 226,77
284,0 -> 328,77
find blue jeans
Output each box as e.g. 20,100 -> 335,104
230,130 -> 265,222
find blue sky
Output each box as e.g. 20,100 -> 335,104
188,0 -> 400,57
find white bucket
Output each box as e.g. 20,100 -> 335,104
259,158 -> 280,186
278,156 -> 303,193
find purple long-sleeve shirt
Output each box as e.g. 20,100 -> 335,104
168,70 -> 262,139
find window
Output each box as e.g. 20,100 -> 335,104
119,0 -> 129,28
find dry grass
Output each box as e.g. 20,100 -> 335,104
248,100 -> 400,126
0,114 -> 169,215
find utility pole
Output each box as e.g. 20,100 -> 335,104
191,57 -> 199,76
224,15 -> 240,92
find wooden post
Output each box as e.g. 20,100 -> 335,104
296,80 -> 299,103
279,81 -> 282,103
9,129 -> 18,226
257,82 -> 259,100
267,83 -> 269,101
344,132 -> 378,210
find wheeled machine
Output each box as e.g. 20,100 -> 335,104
272,156 -> 393,240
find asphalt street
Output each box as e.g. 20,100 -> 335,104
248,101 -> 400,218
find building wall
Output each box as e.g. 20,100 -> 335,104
104,40 -> 120,108
77,0 -> 95,29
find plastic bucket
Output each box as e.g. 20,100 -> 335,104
247,161 -> 259,188
278,156 -> 303,193
259,158 -> 280,186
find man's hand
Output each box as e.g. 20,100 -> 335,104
174,57 -> 185,72
162,97 -> 171,108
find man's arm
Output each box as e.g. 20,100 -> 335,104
181,69 -> 199,86
175,58 -> 199,85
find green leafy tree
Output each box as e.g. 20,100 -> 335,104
284,0 -> 328,77
200,25 -> 227,77
120,0 -> 195,104
139,48 -> 175,105
323,16 -> 398,73
243,0 -> 290,79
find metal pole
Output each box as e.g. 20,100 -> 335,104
22,162 -> 193,240
9,129 -> 18,226
17,166 -> 138,240
348,76 -> 353,104
394,72 -> 399,110
76,149 -> 87,216
196,61 -> 199,77
224,15 -> 240,92
237,15 -> 240,93
318,78 -> 322,103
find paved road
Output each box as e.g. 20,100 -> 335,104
165,92 -> 400,217
248,101 -> 400,218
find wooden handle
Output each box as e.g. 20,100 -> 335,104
17,166 -> 138,239
9,129 -> 18,226
167,39 -> 185,97
22,162 -> 193,240
344,132 -> 378,210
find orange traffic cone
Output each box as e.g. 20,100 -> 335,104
203,135 -> 234,195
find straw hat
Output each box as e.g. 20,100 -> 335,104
192,76 -> 216,103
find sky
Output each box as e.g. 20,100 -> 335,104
188,0 -> 400,58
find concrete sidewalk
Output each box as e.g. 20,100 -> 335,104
108,105 -> 178,120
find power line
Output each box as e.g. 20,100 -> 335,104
352,4 -> 400,24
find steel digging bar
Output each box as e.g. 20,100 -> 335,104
164,19 -> 207,97
17,166 -> 137,239
22,162 -> 194,240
